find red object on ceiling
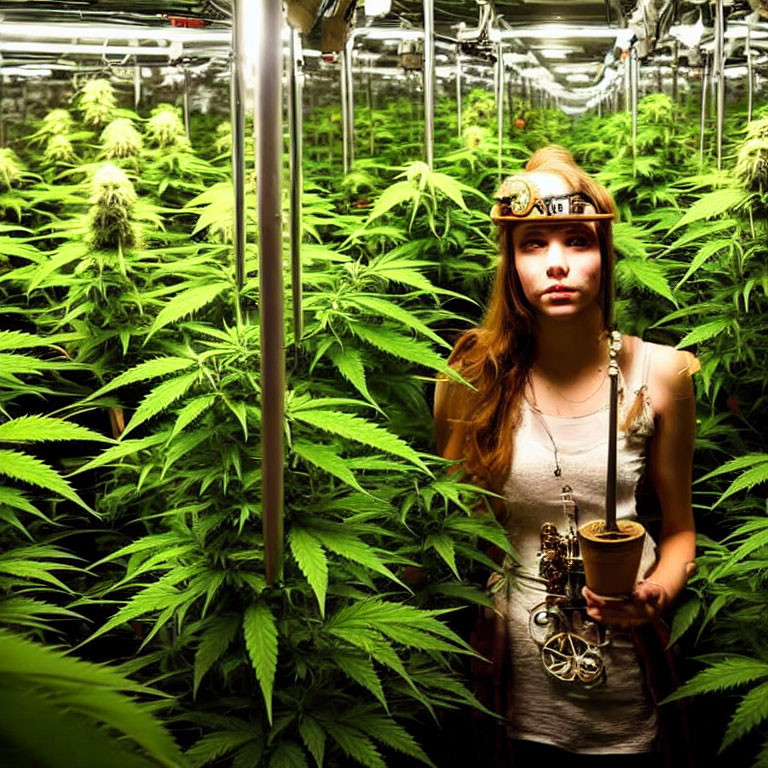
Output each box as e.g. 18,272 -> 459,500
167,16 -> 209,29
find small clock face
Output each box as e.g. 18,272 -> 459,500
502,177 -> 534,216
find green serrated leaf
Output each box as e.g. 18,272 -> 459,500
0,449 -> 93,513
122,371 -> 198,438
145,282 -> 229,342
243,602 -> 278,724
288,526 -> 328,615
291,408 -> 428,472
0,415 -> 112,444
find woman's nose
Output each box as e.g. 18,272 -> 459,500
545,242 -> 569,278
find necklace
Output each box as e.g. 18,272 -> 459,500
528,400 -> 564,478
529,366 -> 608,406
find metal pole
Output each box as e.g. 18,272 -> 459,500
672,48 -> 679,104
604,331 -> 621,533
700,57 -> 709,164
631,48 -> 638,158
288,28 -> 304,342
424,0 -> 435,169
747,20 -> 754,122
495,42 -> 503,180
624,53 -> 631,113
367,66 -> 374,155
134,57 -> 141,109
340,47 -> 350,174
715,0 -> 725,170
345,36 -> 355,168
183,68 -> 191,142
256,0 -> 285,586
231,0 -> 247,292
456,52 -> 462,139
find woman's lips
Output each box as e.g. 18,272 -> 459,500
542,285 -> 576,295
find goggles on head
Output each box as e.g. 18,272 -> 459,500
491,176 -> 614,224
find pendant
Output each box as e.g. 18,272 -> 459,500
554,467 -> 562,478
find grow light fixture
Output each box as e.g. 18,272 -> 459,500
668,16 -> 706,49
360,27 -> 423,41
538,48 -> 571,59
0,22 -> 230,45
498,25 -> 619,40
364,0 -> 392,16
0,41 -> 184,59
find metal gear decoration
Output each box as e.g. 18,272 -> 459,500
496,176 -> 535,216
541,632 -> 605,686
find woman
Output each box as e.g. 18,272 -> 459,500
434,146 -> 698,766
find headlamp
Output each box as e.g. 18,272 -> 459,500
491,176 -> 614,224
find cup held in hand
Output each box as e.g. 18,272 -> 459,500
577,519 -> 646,598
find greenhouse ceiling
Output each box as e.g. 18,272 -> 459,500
0,0 -> 766,102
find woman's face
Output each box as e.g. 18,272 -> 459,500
512,220 -> 602,320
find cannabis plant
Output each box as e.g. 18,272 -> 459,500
101,118 -> 144,163
77,78 -> 119,128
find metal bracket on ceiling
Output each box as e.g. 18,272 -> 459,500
455,1 -> 496,60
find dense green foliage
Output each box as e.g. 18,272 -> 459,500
0,72 -> 767,768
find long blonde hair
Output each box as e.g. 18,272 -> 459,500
448,145 -> 617,490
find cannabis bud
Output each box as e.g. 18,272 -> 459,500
78,79 -> 118,128
101,118 -> 143,160
87,163 -> 140,251
145,105 -> 189,149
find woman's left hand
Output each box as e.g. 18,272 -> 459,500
582,581 -> 668,627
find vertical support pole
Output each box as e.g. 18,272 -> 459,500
183,68 -> 191,142
288,27 -> 304,342
747,20 -> 754,122
134,57 -> 141,109
604,331 -> 622,533
456,52 -> 462,139
0,75 -> 4,147
255,0 -> 285,585
699,56 -> 708,164
340,46 -> 350,174
714,0 -> 725,170
345,35 -> 355,168
631,47 -> 638,158
495,41 -> 503,181
624,52 -> 630,113
367,65 -> 374,155
424,0 -> 435,169
672,44 -> 679,103
231,0 -> 247,293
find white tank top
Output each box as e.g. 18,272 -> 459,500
499,337 -> 661,754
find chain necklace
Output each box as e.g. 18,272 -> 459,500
527,396 -> 564,478
529,365 -> 608,406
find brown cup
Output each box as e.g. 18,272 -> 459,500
577,519 -> 646,598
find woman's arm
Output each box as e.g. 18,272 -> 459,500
585,346 -> 698,626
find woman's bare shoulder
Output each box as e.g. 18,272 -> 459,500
642,339 -> 700,410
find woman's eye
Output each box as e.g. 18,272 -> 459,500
520,239 -> 545,250
567,236 -> 591,248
